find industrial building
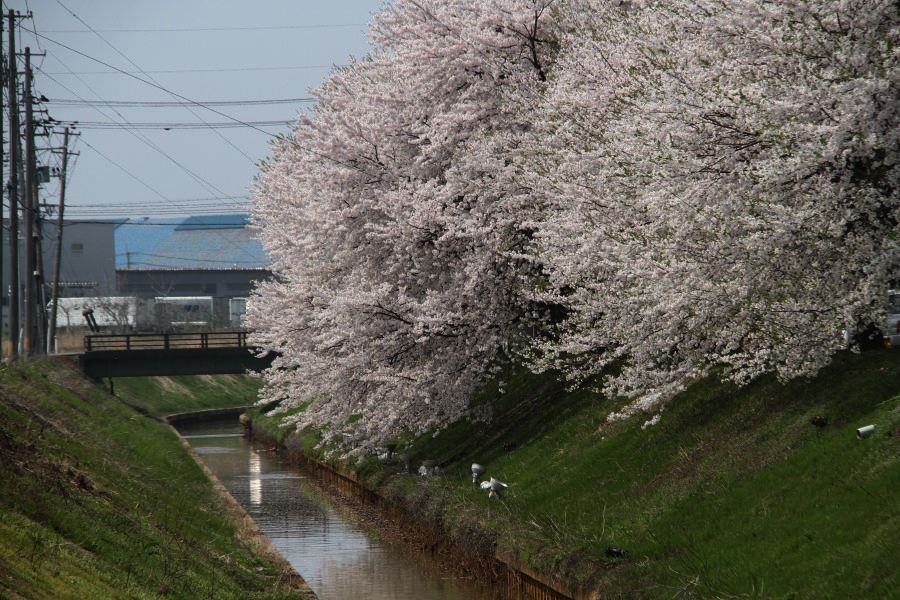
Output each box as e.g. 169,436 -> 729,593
4,212 -> 271,344
114,213 -> 271,329
1,218 -> 119,338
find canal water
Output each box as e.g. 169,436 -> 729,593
177,419 -> 497,600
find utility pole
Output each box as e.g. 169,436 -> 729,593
34,160 -> 45,353
6,10 -> 19,360
22,46 -> 34,356
1,12 -> 5,362
47,127 -> 69,354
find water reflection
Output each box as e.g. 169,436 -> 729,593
249,450 -> 262,505
177,419 -> 496,600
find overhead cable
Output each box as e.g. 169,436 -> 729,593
67,206 -> 251,214
119,261 -> 268,269
115,252 -> 263,264
63,219 -> 250,227
47,96 -> 315,107
76,137 -> 174,202
24,27 -> 379,177
52,0 -> 256,163
71,195 -> 248,206
44,23 -> 365,33
36,64 -> 231,198
41,64 -> 336,75
59,119 -> 293,130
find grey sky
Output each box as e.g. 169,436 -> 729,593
5,0 -> 382,218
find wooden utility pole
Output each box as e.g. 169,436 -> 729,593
47,127 -> 69,354
6,11 -> 18,359
22,46 -> 33,356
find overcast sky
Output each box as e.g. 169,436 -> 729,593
4,0 -> 382,218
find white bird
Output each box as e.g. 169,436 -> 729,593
471,463 -> 486,484
482,477 -> 508,499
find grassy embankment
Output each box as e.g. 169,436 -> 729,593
252,349 -> 899,599
0,359 -> 304,599
111,372 -> 261,417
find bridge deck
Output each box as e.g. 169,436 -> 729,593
79,331 -> 274,378
84,331 -> 251,352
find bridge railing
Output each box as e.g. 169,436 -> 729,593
84,331 -> 250,352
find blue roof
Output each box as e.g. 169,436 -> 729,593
176,214 -> 250,231
115,213 -> 270,270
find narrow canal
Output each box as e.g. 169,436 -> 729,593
177,418 -> 498,600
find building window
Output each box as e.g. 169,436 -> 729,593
71,242 -> 84,255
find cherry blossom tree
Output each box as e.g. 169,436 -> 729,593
528,0 -> 900,417
251,0 -> 899,447
249,0 -> 560,450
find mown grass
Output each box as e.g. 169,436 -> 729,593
111,372 -> 261,417
0,358 -> 301,600
258,349 -> 900,599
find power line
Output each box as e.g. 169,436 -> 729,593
115,251 -> 264,265
120,261 -> 269,270
52,0 -> 257,164
59,119 -> 293,130
76,137 -> 173,202
66,199 -> 251,210
67,203 -> 250,211
63,219 -> 248,227
22,25 -> 377,176
35,64 -> 231,198
20,0 -> 45,56
47,96 -> 316,107
68,211 -> 251,217
14,16 -> 260,236
69,199 -> 250,206
44,23 -> 366,33
40,64 -> 336,75
67,206 -> 251,215
70,195 -> 249,206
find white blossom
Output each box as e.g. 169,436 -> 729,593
527,0 -> 899,413
249,0 -> 560,452
250,0 -> 900,450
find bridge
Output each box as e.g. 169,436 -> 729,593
77,331 -> 275,378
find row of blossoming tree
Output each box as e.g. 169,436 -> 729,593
248,0 -> 899,451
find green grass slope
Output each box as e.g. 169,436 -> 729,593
261,349 -> 900,599
111,372 -> 261,417
0,359 -> 299,600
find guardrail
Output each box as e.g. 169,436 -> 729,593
84,331 -> 251,352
